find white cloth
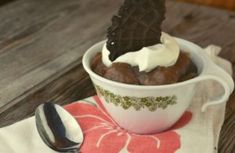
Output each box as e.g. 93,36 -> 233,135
177,45 -> 232,153
0,118 -> 56,153
0,45 -> 232,153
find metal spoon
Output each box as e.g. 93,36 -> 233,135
35,102 -> 83,153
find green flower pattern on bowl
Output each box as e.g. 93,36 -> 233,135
95,85 -> 177,111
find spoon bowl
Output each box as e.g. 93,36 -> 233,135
35,102 -> 83,153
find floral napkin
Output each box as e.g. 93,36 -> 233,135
0,45 -> 232,153
65,96 -> 192,153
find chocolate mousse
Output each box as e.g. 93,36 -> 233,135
91,52 -> 197,85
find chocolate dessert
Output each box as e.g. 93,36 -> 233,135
91,52 -> 197,85
107,0 -> 165,61
91,0 -> 198,85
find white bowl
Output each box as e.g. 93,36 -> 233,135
82,38 -> 234,134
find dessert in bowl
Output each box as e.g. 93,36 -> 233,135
91,33 -> 198,85
82,0 -> 234,134
83,38 -> 233,134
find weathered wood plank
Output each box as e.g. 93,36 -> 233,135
0,0 -> 15,6
0,63 -> 96,127
219,110 -> 235,153
0,0 -> 120,112
177,0 -> 235,10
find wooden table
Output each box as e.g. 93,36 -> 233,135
0,0 -> 235,152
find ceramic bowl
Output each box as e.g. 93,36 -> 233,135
82,38 -> 234,134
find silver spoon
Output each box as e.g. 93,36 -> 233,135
35,102 -> 83,153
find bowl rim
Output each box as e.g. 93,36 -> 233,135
82,38 -> 208,90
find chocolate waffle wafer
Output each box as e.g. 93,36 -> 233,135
107,0 -> 166,61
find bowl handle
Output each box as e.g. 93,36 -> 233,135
198,62 -> 234,112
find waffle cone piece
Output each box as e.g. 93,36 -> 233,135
107,0 -> 166,61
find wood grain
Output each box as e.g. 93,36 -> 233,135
178,0 -> 235,10
0,0 -> 235,152
0,63 -> 96,127
0,0 -> 14,6
0,0 -> 120,112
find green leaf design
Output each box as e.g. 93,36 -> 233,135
95,85 -> 177,111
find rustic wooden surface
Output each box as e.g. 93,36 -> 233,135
0,0 -> 235,152
178,0 -> 235,10
0,0 -> 14,6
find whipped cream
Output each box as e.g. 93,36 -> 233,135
102,32 -> 180,72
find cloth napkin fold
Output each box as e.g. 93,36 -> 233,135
0,45 -> 232,153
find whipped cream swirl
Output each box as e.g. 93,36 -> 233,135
102,32 -> 180,72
